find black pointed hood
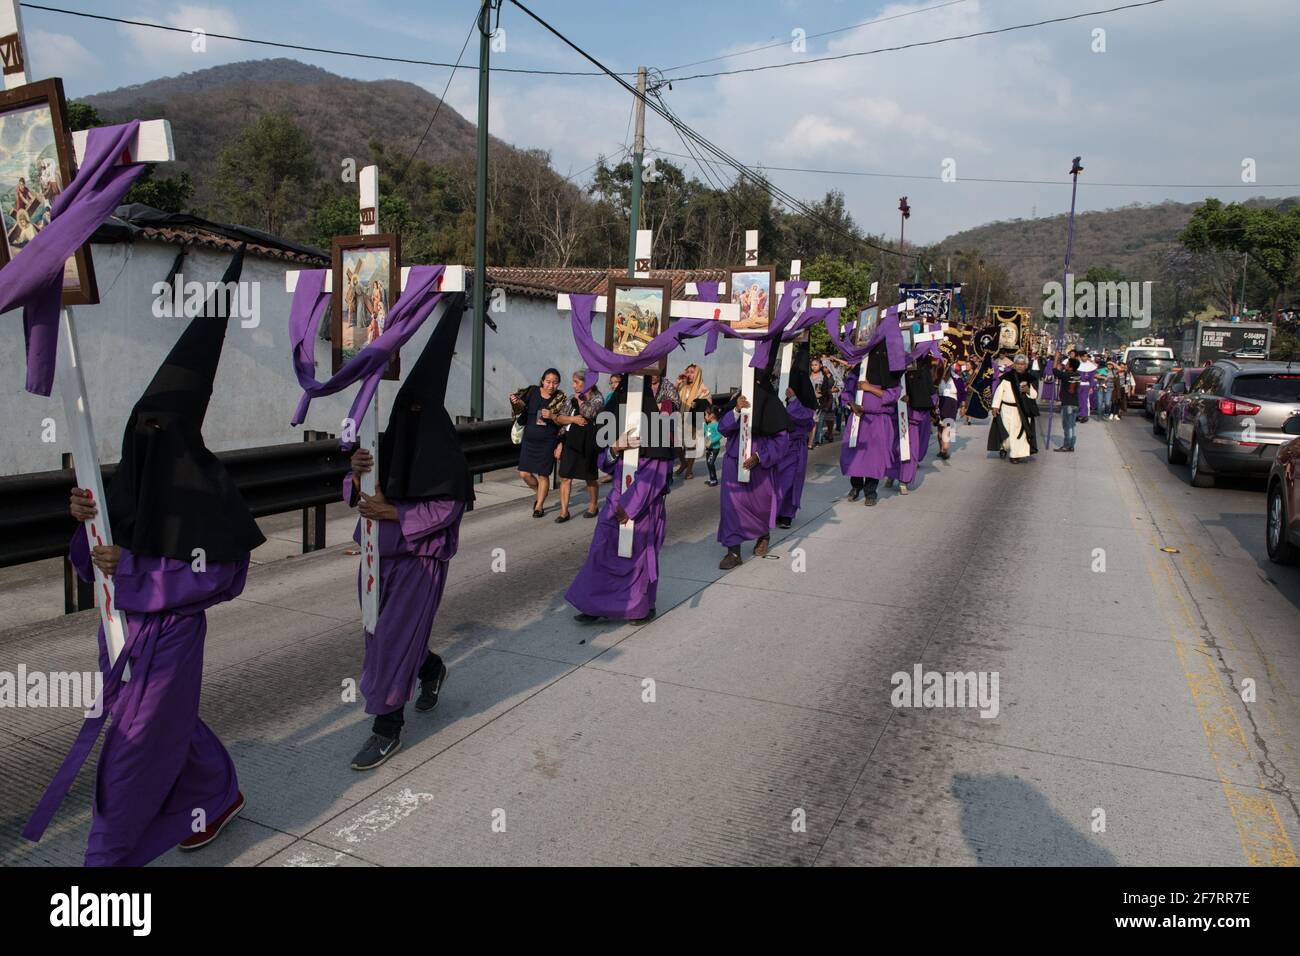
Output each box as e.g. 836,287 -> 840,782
788,342 -> 817,411
379,294 -> 475,504
105,246 -> 266,562
608,374 -> 676,460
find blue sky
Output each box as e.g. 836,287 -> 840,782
22,0 -> 1300,242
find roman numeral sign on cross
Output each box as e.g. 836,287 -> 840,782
557,229 -> 738,558
286,164 -> 465,631
0,1 -> 177,672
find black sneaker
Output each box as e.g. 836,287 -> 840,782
351,733 -> 401,771
630,608 -> 656,625
414,660 -> 448,713
776,516 -> 792,529
574,613 -> 601,623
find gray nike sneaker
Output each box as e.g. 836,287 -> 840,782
350,733 -> 401,771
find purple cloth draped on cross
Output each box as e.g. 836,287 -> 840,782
827,304 -> 908,372
288,264 -> 446,447
0,121 -> 148,396
567,280 -> 841,375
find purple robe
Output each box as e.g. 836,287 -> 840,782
776,398 -> 815,519
348,490 -> 464,716
1078,369 -> 1095,420
717,408 -> 781,546
886,408 -> 934,484
24,528 -> 245,866
839,370 -> 902,480
565,452 -> 671,620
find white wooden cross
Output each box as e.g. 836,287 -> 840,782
285,164 -> 465,631
685,235 -> 840,482
774,258 -> 845,399
847,282 -> 879,449
2,3 -> 176,672
557,229 -> 738,558
896,297 -> 917,465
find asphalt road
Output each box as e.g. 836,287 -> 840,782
2,411 -> 1297,866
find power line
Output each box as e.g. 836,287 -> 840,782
662,0 -> 1170,82
19,2 -> 639,76
644,148 -> 1300,190
506,0 -> 915,260
659,0 -> 973,73
399,11 -> 479,180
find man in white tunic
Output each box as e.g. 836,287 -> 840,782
989,353 -> 1039,463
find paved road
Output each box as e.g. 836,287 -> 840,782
2,412 -> 1297,866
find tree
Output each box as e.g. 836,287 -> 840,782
1180,199 -> 1300,311
212,113 -> 318,236
802,255 -> 874,356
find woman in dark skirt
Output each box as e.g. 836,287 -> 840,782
511,368 -> 564,517
555,370 -> 605,522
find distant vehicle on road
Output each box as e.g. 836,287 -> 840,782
1128,355 -> 1179,408
1265,417 -> 1300,564
1144,370 -> 1176,418
1152,368 -> 1199,436
1179,320 -> 1273,366
1165,359 -> 1300,488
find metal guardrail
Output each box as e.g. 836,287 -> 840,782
0,420 -> 516,594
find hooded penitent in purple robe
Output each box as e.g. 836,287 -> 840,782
840,369 -> 902,480
565,451 -> 672,620
886,354 -> 939,486
717,406 -> 782,546
345,296 -> 473,720
776,400 -> 815,519
351,498 -> 464,714
1078,369 -> 1095,420
23,249 -> 262,866
775,342 -> 818,521
54,533 -> 244,866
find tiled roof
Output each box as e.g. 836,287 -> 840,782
93,204 -> 328,265
482,266 -> 728,300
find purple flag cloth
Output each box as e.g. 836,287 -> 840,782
290,265 -> 446,444
565,451 -> 671,620
568,281 -> 840,375
24,528 -> 244,865
0,122 -> 148,395
717,407 -> 780,546
353,498 -> 464,714
908,324 -> 944,363
776,398 -> 816,518
287,269 -> 332,392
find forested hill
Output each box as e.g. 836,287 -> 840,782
937,197 -> 1299,298
82,58 -> 491,209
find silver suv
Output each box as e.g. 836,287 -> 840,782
1165,359 -> 1300,488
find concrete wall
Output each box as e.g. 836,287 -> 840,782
1,241 -> 748,476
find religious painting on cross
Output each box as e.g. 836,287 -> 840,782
331,232 -> 401,378
605,275 -> 670,375
728,265 -> 775,332
0,77 -> 98,304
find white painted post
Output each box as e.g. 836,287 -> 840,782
2,5 -> 176,672
776,260 -> 799,400
736,230 -> 759,483
896,298 -> 915,466
619,229 -> 652,559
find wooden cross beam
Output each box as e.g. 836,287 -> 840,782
848,282 -> 879,449
1,0 -> 177,671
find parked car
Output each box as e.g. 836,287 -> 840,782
1144,369 -> 1177,419
1265,416 -> 1300,563
1165,359 -> 1300,488
1128,355 -> 1178,408
1152,368 -> 1199,436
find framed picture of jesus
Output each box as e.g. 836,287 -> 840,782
0,77 -> 99,305
727,265 -> 775,333
605,276 -> 670,376
331,233 -> 401,378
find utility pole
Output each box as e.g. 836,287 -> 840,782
1045,155 -> 1084,451
1238,251 -> 1249,318
898,196 -> 911,290
470,0 -> 496,422
626,66 -> 647,276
